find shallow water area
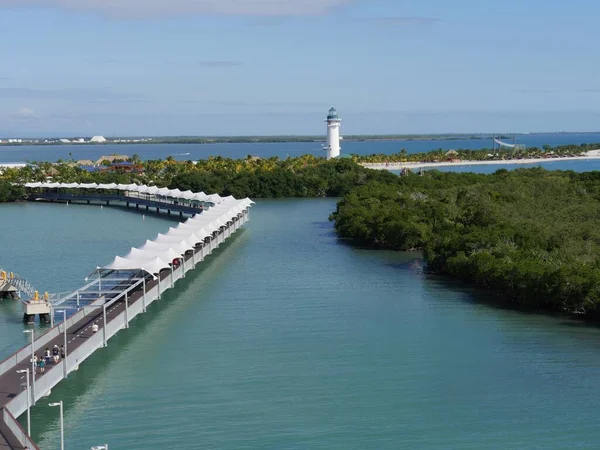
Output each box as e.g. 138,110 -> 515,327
1,199 -> 600,449
0,202 -> 178,357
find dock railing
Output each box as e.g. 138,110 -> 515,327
2,407 -> 40,449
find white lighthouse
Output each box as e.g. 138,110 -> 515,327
324,107 -> 342,160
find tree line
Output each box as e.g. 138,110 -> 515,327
0,180 -> 25,202
0,156 -> 398,199
330,168 -> 600,316
355,143 -> 600,164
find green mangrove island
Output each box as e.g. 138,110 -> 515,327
331,168 -> 600,316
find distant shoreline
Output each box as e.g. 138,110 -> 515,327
362,150 -> 600,171
1,132 -> 600,147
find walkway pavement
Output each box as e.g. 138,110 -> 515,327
0,239 -> 208,449
0,271 -> 167,409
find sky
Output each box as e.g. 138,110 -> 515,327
0,0 -> 599,136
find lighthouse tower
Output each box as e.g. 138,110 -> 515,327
324,107 -> 342,160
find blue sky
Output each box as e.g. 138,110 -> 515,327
0,0 -> 599,136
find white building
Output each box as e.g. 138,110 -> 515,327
90,135 -> 107,143
324,107 -> 342,160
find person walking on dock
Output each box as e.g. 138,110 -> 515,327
60,345 -> 65,359
38,356 -> 45,374
52,345 -> 60,364
92,323 -> 99,333
44,347 -> 51,364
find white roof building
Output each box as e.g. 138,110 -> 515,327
90,136 -> 107,143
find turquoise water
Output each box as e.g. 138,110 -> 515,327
2,132 -> 600,162
0,203 -> 178,356
1,200 -> 600,448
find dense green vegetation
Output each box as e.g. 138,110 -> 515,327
0,156 -> 397,199
331,169 -> 600,316
356,143 -> 600,164
0,180 -> 25,202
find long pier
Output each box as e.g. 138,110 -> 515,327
0,184 -> 253,449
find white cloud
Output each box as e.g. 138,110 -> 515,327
0,0 -> 352,17
17,107 -> 36,118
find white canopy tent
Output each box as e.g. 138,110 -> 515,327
139,239 -> 194,256
191,214 -> 230,228
180,190 -> 195,200
95,189 -> 253,280
174,222 -> 213,239
23,181 -> 254,219
97,183 -> 118,190
204,194 -> 222,204
162,229 -> 209,245
103,255 -> 171,275
123,247 -> 182,264
154,233 -> 202,247
191,193 -> 208,202
166,188 -> 183,198
133,185 -> 150,194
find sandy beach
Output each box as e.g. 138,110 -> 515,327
362,150 -> 600,171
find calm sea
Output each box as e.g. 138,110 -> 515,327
2,133 -> 600,163
1,199 -> 600,449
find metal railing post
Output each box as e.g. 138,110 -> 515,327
124,291 -> 129,328
102,304 -> 107,347
62,310 -> 67,379
142,277 -> 147,312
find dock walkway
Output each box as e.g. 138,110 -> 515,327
30,192 -> 204,217
0,187 -> 253,449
